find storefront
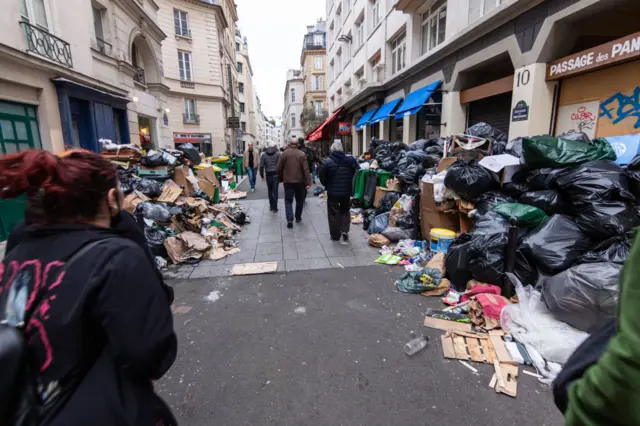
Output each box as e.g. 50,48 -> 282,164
460,76 -> 513,135
307,107 -> 342,157
548,31 -> 640,148
394,80 -> 442,142
174,132 -> 213,156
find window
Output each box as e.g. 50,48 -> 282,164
174,9 -> 190,37
312,75 -> 323,91
184,98 -> 197,120
421,0 -> 447,55
343,0 -> 351,18
314,101 -> 324,115
370,51 -> 382,83
329,60 -> 335,81
391,32 -> 406,75
93,6 -> 104,42
178,50 -> 193,81
240,102 -> 245,113
239,82 -> 245,94
355,67 -> 365,89
291,113 -> 296,127
371,0 -> 381,29
345,33 -> 352,58
240,121 -> 246,132
315,56 -> 323,70
469,0 -> 502,23
336,49 -> 342,72
356,15 -> 365,47
237,62 -> 243,73
313,34 -> 324,46
236,42 -> 240,51
20,0 -> 49,30
291,88 -> 296,103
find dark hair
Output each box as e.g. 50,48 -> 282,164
0,149 -> 118,224
298,137 -> 305,148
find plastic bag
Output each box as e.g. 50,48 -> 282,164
313,186 -> 325,196
506,137 -> 524,160
133,178 -> 162,197
624,154 -> 640,200
425,145 -> 444,156
395,194 -> 414,215
396,215 -> 415,230
474,191 -> 516,215
518,190 -> 569,216
406,151 -> 430,162
444,159 -> 499,201
526,167 -> 571,190
470,212 -> 509,236
120,177 -> 136,195
408,139 -> 427,151
556,160 -> 634,203
368,233 -> 390,248
520,215 -> 592,275
466,122 -> 508,142
578,235 -> 631,265
368,212 -> 390,234
135,201 -> 182,222
501,181 -> 531,198
141,153 -> 168,167
543,263 -> 621,333
382,226 -> 412,242
522,136 -> 616,168
363,209 -> 377,230
557,131 -> 591,143
445,234 -> 473,292
177,143 -> 202,165
500,273 -> 588,363
144,226 -> 167,257
396,269 -> 443,294
574,200 -> 639,239
492,203 -> 548,228
376,192 -> 401,214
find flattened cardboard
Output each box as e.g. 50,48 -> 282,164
231,262 -> 279,276
424,316 -> 472,332
197,167 -> 220,187
174,166 -> 196,195
158,180 -> 183,203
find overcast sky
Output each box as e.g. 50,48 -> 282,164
236,0 -> 326,119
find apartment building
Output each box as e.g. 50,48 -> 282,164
325,0 -> 640,155
158,0 -> 239,155
236,30 -> 258,152
281,69 -> 304,142
301,20 -> 329,137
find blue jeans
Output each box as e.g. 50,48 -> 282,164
311,165 -> 317,183
247,167 -> 257,189
266,174 -> 279,210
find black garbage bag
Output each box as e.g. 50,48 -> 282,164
134,178 -> 162,197
377,192 -> 401,214
177,143 -> 201,165
368,212 -> 390,234
120,177 -> 136,195
624,154 -> 640,201
380,157 -> 395,171
144,226 -> 167,257
519,190 -> 569,215
470,211 -> 510,236
390,141 -> 408,154
397,164 -> 421,185
191,190 -> 211,202
424,154 -> 441,169
501,181 -> 531,198
406,150 -> 430,162
375,147 -> 391,164
578,235 -> 631,265
445,234 -> 473,292
393,156 -> 416,176
141,153 -> 168,167
520,215 -> 592,275
444,159 -> 499,201
466,122 -> 508,142
474,191 -> 516,215
363,209 -> 376,230
396,215 -> 415,230
232,211 -> 247,225
425,145 -> 444,156
408,139 -> 427,151
557,131 -> 591,143
363,172 -> 378,207
135,201 -> 182,222
351,198 -> 363,209
526,167 -> 572,190
574,200 -> 640,239
506,137 -> 524,160
382,226 -> 412,242
542,263 -> 621,332
556,160 -> 634,203
493,140 -> 508,155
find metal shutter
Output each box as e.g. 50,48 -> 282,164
467,92 -> 513,135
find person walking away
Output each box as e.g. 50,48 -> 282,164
260,141 -> 281,212
298,138 -> 316,188
0,149 -> 177,426
318,141 -> 359,242
277,138 -> 311,228
243,142 -> 259,192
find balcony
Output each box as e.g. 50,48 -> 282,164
134,67 -> 146,85
303,34 -> 326,50
180,80 -> 195,89
96,37 -> 112,56
21,21 -> 72,68
183,113 -> 200,124
175,28 -> 192,39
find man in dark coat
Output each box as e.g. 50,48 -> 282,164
318,141 -> 359,242
259,141 -> 281,212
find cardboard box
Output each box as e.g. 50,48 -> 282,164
420,179 -> 460,239
196,167 -> 220,187
174,166 -> 196,195
457,200 -> 475,234
478,154 -> 521,185
374,187 -> 385,208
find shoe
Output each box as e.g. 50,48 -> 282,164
287,222 -> 293,229
273,209 -> 279,213
330,237 -> 341,242
342,233 -> 349,242
251,188 -> 255,193
296,218 -> 302,223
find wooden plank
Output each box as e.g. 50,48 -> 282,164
453,336 -> 470,360
466,338 -> 483,363
497,364 -> 519,398
489,373 -> 497,389
494,360 -> 506,390
489,333 -> 519,366
482,339 -> 497,364
231,262 -> 278,276
441,335 -> 457,359
424,317 -> 472,332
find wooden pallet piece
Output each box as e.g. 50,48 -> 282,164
441,331 -> 496,364
489,330 -> 519,366
441,335 -> 457,359
496,364 -> 519,398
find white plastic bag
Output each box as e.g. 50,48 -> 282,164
500,273 -> 588,364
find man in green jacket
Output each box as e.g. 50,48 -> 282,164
565,231 -> 640,425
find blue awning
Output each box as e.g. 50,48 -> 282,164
355,108 -> 378,130
369,98 -> 403,124
394,80 -> 441,120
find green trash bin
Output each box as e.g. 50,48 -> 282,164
376,170 -> 392,188
353,169 -> 367,201
234,158 -> 244,177
213,187 -> 220,204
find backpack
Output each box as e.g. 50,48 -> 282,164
0,239 -> 112,426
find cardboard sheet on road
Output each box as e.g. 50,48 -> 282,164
231,262 -> 278,276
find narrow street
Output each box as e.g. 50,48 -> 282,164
158,178 -> 563,426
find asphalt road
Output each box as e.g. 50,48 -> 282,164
158,264 -> 563,425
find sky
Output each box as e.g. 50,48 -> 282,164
236,0 -> 326,119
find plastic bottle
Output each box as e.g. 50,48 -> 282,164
403,336 -> 429,356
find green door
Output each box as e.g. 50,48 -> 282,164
0,100 -> 42,241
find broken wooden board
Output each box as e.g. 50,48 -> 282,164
441,331 -> 496,364
158,180 -> 183,203
488,330 -> 519,366
424,316 -> 472,332
494,364 -> 519,398
231,262 -> 278,276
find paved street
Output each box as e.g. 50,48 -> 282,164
158,178 -> 563,425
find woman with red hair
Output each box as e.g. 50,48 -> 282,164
0,150 -> 177,425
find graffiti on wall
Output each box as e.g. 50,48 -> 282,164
556,100 -> 599,139
599,86 -> 640,129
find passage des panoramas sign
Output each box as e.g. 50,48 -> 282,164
547,31 -> 640,80
338,122 -> 352,135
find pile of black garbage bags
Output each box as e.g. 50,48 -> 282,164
443,132 -> 637,333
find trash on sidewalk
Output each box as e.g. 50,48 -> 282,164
404,336 -> 429,356
231,262 -> 279,276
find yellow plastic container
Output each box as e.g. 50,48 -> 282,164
429,228 -> 456,253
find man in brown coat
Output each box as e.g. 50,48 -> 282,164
277,137 -> 311,228
243,142 -> 260,192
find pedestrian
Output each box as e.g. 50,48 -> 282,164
0,149 -> 177,426
243,142 -> 259,192
260,141 -> 281,212
277,137 -> 311,228
298,138 -> 315,192
318,141 -> 359,242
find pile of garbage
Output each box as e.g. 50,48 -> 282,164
101,140 -> 249,267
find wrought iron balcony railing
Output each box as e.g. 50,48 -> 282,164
21,21 -> 72,68
180,80 -> 195,89
134,67 -> 146,85
183,113 -> 200,124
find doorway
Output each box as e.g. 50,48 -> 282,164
138,115 -> 154,150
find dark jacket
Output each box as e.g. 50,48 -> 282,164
259,146 -> 281,178
300,145 -> 315,170
319,152 -> 359,197
276,146 -> 311,186
1,223 -> 177,426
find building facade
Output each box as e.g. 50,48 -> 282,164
236,30 -> 258,151
301,20 -> 329,137
325,0 -> 640,156
158,0 -> 239,156
281,69 -> 304,141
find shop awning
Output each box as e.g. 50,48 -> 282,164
394,80 -> 441,120
308,107 -> 342,142
355,108 -> 378,130
369,98 -> 403,124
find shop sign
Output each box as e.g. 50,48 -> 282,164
173,132 -> 212,143
338,122 -> 352,135
555,100 -> 599,140
511,101 -> 529,122
227,116 -> 240,129
547,31 -> 640,80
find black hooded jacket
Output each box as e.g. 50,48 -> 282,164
318,152 -> 359,197
259,146 -> 281,178
1,220 -> 177,425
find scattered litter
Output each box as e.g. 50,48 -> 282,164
294,307 -> 307,314
205,291 -> 222,302
459,361 -> 478,374
522,370 -> 543,379
231,262 -> 279,276
337,263 -> 345,269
